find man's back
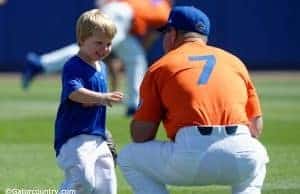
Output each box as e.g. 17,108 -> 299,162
118,6 -> 268,194
144,41 -> 261,139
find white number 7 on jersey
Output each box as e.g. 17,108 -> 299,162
188,55 -> 216,85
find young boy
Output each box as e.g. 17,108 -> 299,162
54,9 -> 123,194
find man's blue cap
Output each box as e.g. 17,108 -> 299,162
158,6 -> 210,36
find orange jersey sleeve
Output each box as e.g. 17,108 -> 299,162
231,57 -> 262,119
134,41 -> 262,140
123,0 -> 171,36
134,70 -> 164,123
244,73 -> 262,119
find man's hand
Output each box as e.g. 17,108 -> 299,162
249,116 -> 263,138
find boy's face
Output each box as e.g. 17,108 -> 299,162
79,30 -> 113,63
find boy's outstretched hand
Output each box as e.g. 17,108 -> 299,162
101,91 -> 124,107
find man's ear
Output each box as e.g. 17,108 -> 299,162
169,28 -> 177,48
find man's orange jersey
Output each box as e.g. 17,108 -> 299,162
122,0 -> 171,36
134,41 -> 262,140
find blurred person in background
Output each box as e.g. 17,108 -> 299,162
22,0 -> 172,116
0,0 -> 6,6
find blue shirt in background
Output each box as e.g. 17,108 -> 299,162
54,56 -> 108,156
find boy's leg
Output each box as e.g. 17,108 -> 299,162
58,165 -> 93,194
56,135 -> 96,194
94,140 -> 117,194
57,135 -> 116,194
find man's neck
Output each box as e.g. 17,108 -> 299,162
174,32 -> 207,49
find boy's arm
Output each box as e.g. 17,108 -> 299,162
69,88 -> 123,107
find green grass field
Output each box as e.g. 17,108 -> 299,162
0,72 -> 300,194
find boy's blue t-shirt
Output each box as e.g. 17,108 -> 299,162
54,56 -> 108,156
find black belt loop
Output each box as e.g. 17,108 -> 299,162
197,126 -> 238,136
225,126 -> 237,135
197,127 -> 213,135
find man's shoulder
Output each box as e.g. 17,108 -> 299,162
148,51 -> 179,71
208,45 -> 235,57
146,51 -> 190,83
206,45 -> 244,64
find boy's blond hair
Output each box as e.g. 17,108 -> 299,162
76,9 -> 117,45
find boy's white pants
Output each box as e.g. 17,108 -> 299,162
118,125 -> 269,194
57,134 -> 117,194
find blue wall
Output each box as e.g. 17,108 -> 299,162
175,0 -> 300,69
0,0 -> 94,71
1,0 -> 300,71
